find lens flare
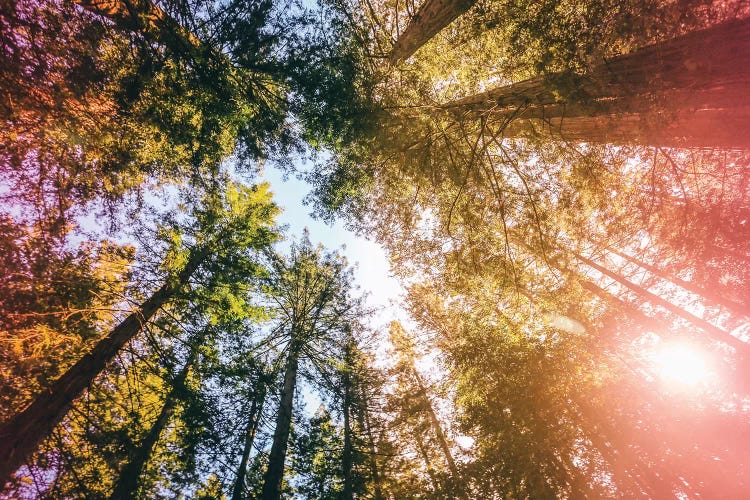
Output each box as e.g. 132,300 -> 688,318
651,342 -> 712,387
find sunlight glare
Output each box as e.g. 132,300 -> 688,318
652,342 -> 712,387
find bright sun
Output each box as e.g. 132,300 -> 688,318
651,342 -> 713,387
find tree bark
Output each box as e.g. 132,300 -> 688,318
110,349 -> 196,500
260,339 -> 301,500
0,250 -> 203,488
231,380 -> 267,500
441,17 -> 750,148
390,0 -> 477,63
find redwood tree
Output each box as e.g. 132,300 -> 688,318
440,17 -> 750,147
390,0 -> 478,63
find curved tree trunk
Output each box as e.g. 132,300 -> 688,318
0,251 -> 203,488
110,349 -> 196,500
441,17 -> 750,148
390,0 -> 477,63
261,339 -> 301,500
231,381 -> 267,500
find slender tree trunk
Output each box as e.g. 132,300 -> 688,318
261,339 -> 301,500
414,429 -> 441,492
440,17 -> 750,147
390,0 -> 478,63
341,369 -> 354,500
232,381 -> 267,500
570,248 -> 750,355
361,396 -> 383,500
599,243 -> 750,318
110,349 -> 196,500
0,251 -> 204,487
410,367 -> 459,479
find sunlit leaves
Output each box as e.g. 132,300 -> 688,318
0,217 -> 135,420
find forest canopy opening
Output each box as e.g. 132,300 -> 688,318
1,0 -> 749,498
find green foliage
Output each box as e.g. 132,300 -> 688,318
0,215 -> 134,420
2,0 -> 750,498
195,474 -> 228,499
0,0 -> 299,234
305,151 -> 374,225
285,0 -> 380,150
290,407 -> 344,499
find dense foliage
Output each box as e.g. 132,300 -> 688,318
1,0 -> 749,498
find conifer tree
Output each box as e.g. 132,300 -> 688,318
260,235 -> 362,500
0,181 -> 279,487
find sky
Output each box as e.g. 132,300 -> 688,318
258,165 -> 406,413
70,153 -> 405,331
259,164 -> 406,332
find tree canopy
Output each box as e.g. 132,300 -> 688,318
1,0 -> 749,497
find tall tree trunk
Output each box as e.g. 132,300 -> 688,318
361,394 -> 383,500
414,429 -> 441,493
73,0 -> 202,57
599,242 -> 750,318
232,381 -> 267,500
410,367 -> 459,480
261,339 -> 301,500
390,0 -> 477,63
570,248 -> 750,355
0,251 -> 204,487
110,349 -> 197,500
440,17 -> 750,148
341,368 -> 354,500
